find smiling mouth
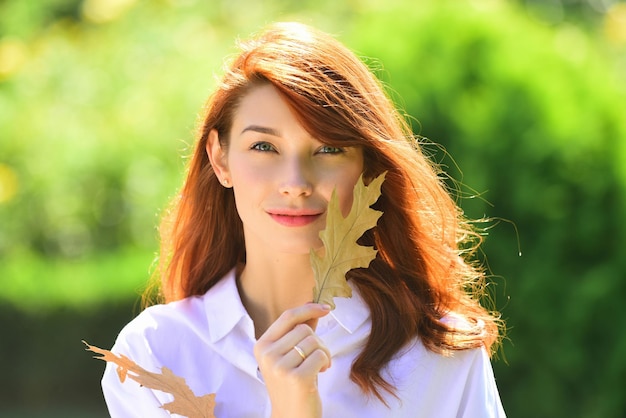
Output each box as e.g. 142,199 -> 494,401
268,213 -> 322,227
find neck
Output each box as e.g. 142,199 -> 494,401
237,251 -> 315,339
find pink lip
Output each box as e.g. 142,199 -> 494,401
267,209 -> 324,227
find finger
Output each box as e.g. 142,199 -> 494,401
295,347 -> 332,376
260,303 -> 330,342
273,323 -> 316,356
259,326 -> 332,372
291,334 -> 332,371
274,340 -> 331,374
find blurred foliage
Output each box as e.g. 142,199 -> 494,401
1,0 -> 625,417
345,2 -> 626,417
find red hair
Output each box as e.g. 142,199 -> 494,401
152,22 -> 501,401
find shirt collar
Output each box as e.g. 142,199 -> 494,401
203,268 -> 249,343
203,269 -> 371,340
327,281 -> 371,334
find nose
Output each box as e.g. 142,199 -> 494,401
279,157 -> 313,197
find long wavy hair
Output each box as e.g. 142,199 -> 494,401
152,22 -> 502,401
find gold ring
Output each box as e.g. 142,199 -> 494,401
293,345 -> 306,360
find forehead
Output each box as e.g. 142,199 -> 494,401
231,84 -> 300,134
229,82 -> 360,150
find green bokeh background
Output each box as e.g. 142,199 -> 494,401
1,0 -> 625,417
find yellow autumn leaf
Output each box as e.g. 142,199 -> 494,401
311,172 -> 385,309
83,341 -> 216,418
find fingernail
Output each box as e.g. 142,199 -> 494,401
320,304 -> 331,311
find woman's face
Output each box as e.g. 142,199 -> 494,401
209,84 -> 364,256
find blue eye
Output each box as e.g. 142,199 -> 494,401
318,145 -> 343,154
251,142 -> 275,152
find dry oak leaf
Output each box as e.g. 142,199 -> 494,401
311,172 -> 385,309
83,341 -> 216,418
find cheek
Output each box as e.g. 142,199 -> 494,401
228,162 -> 262,215
229,157 -> 274,191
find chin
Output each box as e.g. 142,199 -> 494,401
277,239 -> 324,256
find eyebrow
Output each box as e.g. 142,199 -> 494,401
240,125 -> 282,137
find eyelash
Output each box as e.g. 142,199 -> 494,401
251,142 -> 275,152
318,145 -> 344,154
250,142 -> 345,154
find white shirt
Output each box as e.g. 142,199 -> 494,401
102,269 -> 506,417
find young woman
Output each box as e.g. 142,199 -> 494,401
102,22 -> 506,417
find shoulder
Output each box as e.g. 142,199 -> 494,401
110,294 -> 207,363
124,296 -> 205,334
388,313 -> 495,390
440,311 -> 486,333
112,270 -> 239,359
386,341 -> 504,416
390,336 -> 487,377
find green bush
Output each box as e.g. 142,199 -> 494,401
0,4 -> 215,260
347,2 -> 626,417
1,1 -> 625,417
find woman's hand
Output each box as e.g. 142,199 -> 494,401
254,303 -> 332,418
